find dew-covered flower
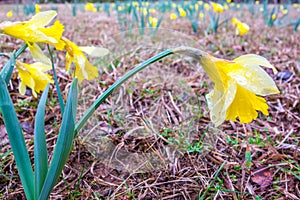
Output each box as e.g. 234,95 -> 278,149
16,61 -> 53,97
62,37 -> 109,82
174,47 -> 279,126
0,10 -> 65,50
201,54 -> 279,126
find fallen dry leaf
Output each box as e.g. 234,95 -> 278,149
251,168 -> 274,191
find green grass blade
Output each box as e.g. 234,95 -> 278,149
34,84 -> 50,199
74,49 -> 174,136
0,76 -> 34,200
0,44 -> 27,84
198,161 -> 226,200
38,78 -> 78,200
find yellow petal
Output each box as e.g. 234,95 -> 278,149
16,61 -> 52,97
226,84 -> 269,124
27,10 -> 57,27
30,62 -> 52,72
233,54 -> 278,74
206,79 -> 237,126
74,54 -> 98,82
224,64 -> 279,96
199,54 -> 224,88
79,46 -> 109,57
28,43 -> 51,65
38,20 -> 65,50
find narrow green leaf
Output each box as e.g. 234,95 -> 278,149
34,84 -> 50,199
38,78 -> 78,200
0,76 -> 34,200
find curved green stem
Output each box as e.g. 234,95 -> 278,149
74,49 -> 174,136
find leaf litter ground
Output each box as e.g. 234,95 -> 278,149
0,4 -> 299,200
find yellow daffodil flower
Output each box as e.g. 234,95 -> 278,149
204,3 -> 210,10
35,4 -> 41,13
282,9 -> 288,15
199,12 -> 204,19
16,61 -> 53,97
271,14 -> 276,20
0,11 -> 65,50
62,37 -> 109,82
178,7 -> 186,17
149,8 -> 156,13
6,10 -> 13,18
195,4 -> 199,11
198,1 -> 203,6
132,1 -> 139,7
149,16 -> 158,27
211,2 -> 224,13
84,2 -> 97,12
143,8 -> 148,16
279,5 -> 284,10
232,18 -> 250,36
202,54 -> 279,126
260,7 -> 264,12
174,48 -> 279,126
227,0 -> 232,3
255,1 -> 260,5
170,13 -> 177,20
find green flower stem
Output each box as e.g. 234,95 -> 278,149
74,49 -> 174,136
15,43 -> 28,57
47,44 -> 65,114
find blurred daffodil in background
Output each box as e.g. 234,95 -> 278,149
178,7 -> 186,17
35,4 -> 41,13
204,3 -> 210,11
199,12 -> 204,19
16,61 -> 53,97
84,2 -> 97,12
149,16 -> 158,27
232,17 -> 250,36
6,10 -> 13,18
211,2 -> 224,13
170,13 -> 177,20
